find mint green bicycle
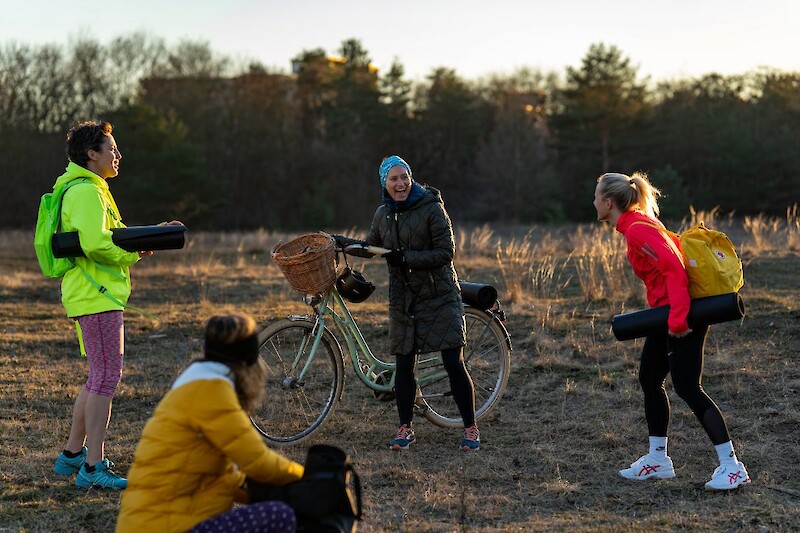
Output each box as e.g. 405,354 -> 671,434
251,244 -> 512,445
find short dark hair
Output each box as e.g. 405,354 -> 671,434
66,121 -> 113,168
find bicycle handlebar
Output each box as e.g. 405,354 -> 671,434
341,244 -> 391,258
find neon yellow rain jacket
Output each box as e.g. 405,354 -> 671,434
116,362 -> 304,533
56,162 -> 139,317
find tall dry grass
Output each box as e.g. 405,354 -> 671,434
455,224 -> 497,258
566,225 -> 641,304
495,236 -> 535,303
476,208 -> 798,307
742,204 -> 800,255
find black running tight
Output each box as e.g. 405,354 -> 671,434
639,325 -> 731,445
395,346 -> 476,427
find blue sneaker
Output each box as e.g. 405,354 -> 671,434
460,425 -> 480,451
76,458 -> 127,490
390,424 -> 416,451
53,446 -> 88,476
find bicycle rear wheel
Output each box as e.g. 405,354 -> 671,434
252,318 -> 344,445
417,307 -> 511,428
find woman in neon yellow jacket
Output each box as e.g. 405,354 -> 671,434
117,314 -> 304,533
52,121 -> 180,490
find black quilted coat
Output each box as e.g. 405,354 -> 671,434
367,185 -> 466,355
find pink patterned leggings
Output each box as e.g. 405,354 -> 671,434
76,311 -> 124,398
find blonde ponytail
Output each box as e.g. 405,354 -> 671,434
597,171 -> 661,218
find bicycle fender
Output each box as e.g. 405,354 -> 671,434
466,306 -> 513,352
494,318 -> 513,352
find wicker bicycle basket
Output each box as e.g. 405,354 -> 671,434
271,232 -> 337,294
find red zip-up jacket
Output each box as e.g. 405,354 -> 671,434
616,210 -> 691,335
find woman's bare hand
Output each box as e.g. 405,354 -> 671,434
669,328 -> 692,338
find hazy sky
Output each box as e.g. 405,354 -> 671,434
1,0 -> 797,81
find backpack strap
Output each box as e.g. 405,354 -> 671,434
58,178 -> 89,226
628,220 -> 679,239
628,220 -> 686,269
62,179 -> 156,319
51,178 -> 90,272
76,256 -> 157,319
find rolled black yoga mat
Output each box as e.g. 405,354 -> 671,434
52,225 -> 188,258
612,292 -> 745,341
459,281 -> 498,310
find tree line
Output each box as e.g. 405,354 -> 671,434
1,34 -> 798,230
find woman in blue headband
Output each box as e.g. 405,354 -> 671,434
340,155 -> 479,452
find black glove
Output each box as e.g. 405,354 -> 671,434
384,248 -> 406,267
332,234 -> 364,248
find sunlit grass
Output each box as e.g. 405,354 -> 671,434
2,209 -> 800,532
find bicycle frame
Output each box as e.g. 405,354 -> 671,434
287,289 -> 451,396
254,248 -> 513,442
323,288 -> 396,395
286,285 -> 508,401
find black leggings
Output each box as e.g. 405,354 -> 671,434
639,325 -> 731,445
395,346 -> 476,428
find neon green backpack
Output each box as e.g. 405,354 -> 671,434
33,179 -> 86,278
632,221 -> 744,298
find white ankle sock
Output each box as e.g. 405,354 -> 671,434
649,436 -> 668,458
715,441 -> 739,466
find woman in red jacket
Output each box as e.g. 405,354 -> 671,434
594,172 -> 749,491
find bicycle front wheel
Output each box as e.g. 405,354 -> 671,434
252,318 -> 344,445
418,307 -> 511,428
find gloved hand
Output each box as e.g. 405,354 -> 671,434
384,248 -> 406,267
332,234 -> 363,248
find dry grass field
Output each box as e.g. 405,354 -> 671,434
1,212 -> 799,532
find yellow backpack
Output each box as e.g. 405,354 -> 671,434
631,221 -> 744,298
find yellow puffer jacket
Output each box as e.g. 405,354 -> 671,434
116,362 -> 304,533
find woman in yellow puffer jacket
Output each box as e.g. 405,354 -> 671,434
117,314 -> 304,533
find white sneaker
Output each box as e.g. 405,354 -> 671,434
619,453 -> 676,480
704,462 -> 750,490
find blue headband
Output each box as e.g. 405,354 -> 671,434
378,155 -> 412,189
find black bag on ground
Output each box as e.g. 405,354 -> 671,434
248,444 -> 363,533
